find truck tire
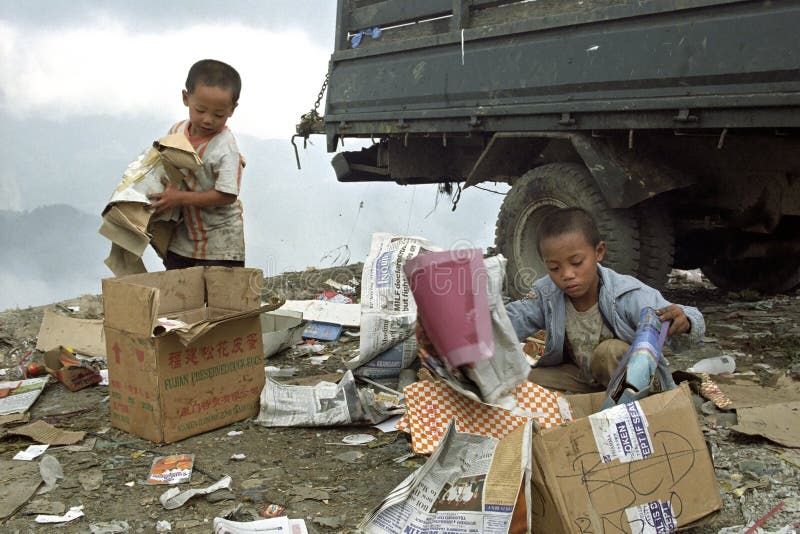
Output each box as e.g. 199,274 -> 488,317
496,163 -> 640,299
702,258 -> 800,293
636,201 -> 674,290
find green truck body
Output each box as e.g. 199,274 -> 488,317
319,0 -> 800,294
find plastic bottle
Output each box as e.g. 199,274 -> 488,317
8,362 -> 46,380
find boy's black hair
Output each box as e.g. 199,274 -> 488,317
185,59 -> 241,104
537,207 -> 602,257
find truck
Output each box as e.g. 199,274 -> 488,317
301,0 -> 800,297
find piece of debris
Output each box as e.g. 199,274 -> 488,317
13,444 -> 49,461
146,454 -> 194,485
159,474 -> 232,510
35,504 -> 84,524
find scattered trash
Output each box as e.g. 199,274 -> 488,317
315,290 -> 353,304
0,377 -> 47,415
146,454 -> 194,485
279,299 -> 359,327
398,379 -> 567,454
603,307 -> 674,408
373,414 -> 402,433
308,355 -> 329,365
256,370 -> 363,427
261,310 -> 305,358
213,516 -> 308,533
354,336 -> 417,379
732,401 -> 800,448
265,366 -> 296,377
155,520 -> 172,532
38,454 -> 63,493
227,430 -> 244,437
230,453 -> 247,461
43,345 -> 103,391
350,26 -> 382,48
687,355 -> 736,375
404,248 -> 493,367
259,503 -> 286,518
89,520 -> 131,533
361,420 -> 529,533
324,279 -> 357,295
35,504 -> 85,524
159,474 -> 232,510
8,419 -> 85,445
36,308 -> 106,358
342,434 -> 375,445
350,233 -> 439,372
13,444 -> 49,461
295,342 -> 326,355
302,321 -> 343,341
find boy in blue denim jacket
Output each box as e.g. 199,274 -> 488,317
506,207 -> 705,393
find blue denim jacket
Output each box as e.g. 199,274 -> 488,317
505,265 -> 705,367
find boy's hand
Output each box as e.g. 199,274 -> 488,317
148,177 -> 184,215
656,304 -> 691,337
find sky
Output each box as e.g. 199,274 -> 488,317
0,1 -> 509,310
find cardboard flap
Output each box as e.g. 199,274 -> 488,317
154,133 -> 202,171
173,298 -> 284,346
102,277 -> 159,336
205,267 -> 263,311
114,267 -> 206,318
36,310 -> 106,358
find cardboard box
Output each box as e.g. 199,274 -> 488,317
43,346 -> 102,392
530,384 -> 721,533
102,267 -> 274,443
261,310 -> 304,358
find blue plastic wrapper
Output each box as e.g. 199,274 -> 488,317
602,307 -> 676,409
351,27 -> 383,48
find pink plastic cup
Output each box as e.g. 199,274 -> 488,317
403,248 -> 493,367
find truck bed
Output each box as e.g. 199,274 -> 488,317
325,0 -> 800,149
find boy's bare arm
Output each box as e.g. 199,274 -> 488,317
148,177 -> 236,214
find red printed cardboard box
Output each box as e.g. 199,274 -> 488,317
530,384 -> 722,533
102,267 -> 276,443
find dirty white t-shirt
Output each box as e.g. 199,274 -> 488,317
167,120 -> 245,261
564,298 -> 614,384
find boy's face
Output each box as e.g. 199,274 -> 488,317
182,83 -> 237,137
540,231 -> 606,308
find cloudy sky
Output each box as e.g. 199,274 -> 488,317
0,1 -> 508,309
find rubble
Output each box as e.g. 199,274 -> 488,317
0,265 -> 797,532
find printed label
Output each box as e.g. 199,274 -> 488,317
589,401 -> 652,463
375,251 -> 393,288
625,500 -> 677,534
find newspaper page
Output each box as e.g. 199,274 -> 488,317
360,420 -> 531,534
349,233 -> 440,370
254,370 -> 363,427
0,378 -> 48,415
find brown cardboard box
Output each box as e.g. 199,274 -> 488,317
43,346 -> 102,392
102,267 -> 275,443
530,384 -> 721,533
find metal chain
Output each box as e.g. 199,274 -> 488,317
312,73 -> 329,114
292,73 -> 330,169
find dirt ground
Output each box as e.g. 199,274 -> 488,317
0,265 -> 798,533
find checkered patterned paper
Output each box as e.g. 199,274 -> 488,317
398,380 -> 568,454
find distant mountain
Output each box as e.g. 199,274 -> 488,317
0,204 -> 110,310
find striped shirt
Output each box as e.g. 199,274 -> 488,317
167,120 -> 245,262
